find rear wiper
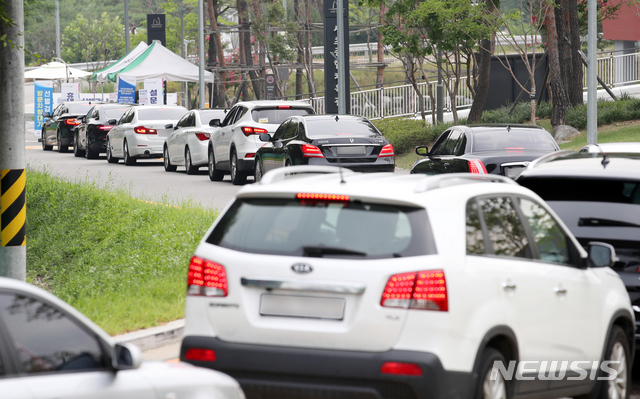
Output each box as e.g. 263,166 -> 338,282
302,246 -> 367,258
579,218 -> 640,228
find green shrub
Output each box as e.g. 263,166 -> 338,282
373,117 -> 455,154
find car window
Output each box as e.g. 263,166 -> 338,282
442,130 -> 462,155
478,196 -> 531,259
430,130 -> 451,156
199,110 -> 227,126
85,107 -> 95,120
222,107 -> 238,127
466,200 -> 485,255
119,108 -> 133,124
517,177 -> 640,204
472,129 -> 557,153
273,121 -> 290,141
0,293 -> 105,374
67,103 -> 95,115
517,197 -> 571,265
233,107 -> 248,124
177,113 -> 191,128
137,108 -> 187,121
187,112 -> 196,127
282,120 -> 298,140
304,118 -> 383,138
251,107 -> 314,125
103,107 -> 130,121
206,198 -> 436,259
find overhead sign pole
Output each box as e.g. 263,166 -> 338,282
337,0 -> 346,114
0,0 -> 26,280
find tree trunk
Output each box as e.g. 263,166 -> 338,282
294,0 -> 303,99
544,4 -> 569,126
568,0 -> 583,106
467,0 -> 495,124
555,1 -> 571,99
207,0 -> 227,107
376,3 -> 385,88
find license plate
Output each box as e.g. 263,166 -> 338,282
260,294 -> 345,320
336,146 -> 366,155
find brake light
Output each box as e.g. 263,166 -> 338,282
277,105 -> 291,109
380,362 -> 423,376
468,160 -> 487,174
381,269 -> 448,311
64,119 -> 81,126
194,132 -> 211,141
241,127 -> 268,136
379,144 -> 394,157
302,144 -> 324,158
185,348 -> 216,362
245,153 -> 255,158
296,193 -> 350,202
134,126 -> 157,135
187,256 -> 228,297
98,125 -> 113,131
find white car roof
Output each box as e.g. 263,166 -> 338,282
235,100 -> 313,108
579,142 -> 640,154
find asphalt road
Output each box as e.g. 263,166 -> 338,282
24,120 -> 243,212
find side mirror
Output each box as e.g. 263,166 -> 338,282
209,119 -> 221,127
42,112 -> 51,118
415,146 -> 429,156
108,119 -> 117,125
165,124 -> 173,129
112,342 -> 142,370
259,133 -> 271,142
587,241 -> 617,268
174,125 -> 179,130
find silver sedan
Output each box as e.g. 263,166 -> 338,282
164,109 -> 227,174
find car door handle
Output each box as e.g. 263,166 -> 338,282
501,281 -> 516,290
554,286 -> 567,294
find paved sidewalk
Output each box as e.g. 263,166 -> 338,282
112,318 -> 184,361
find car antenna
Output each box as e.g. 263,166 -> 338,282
601,154 -> 610,169
335,115 -> 339,122
336,156 -> 346,184
506,124 -> 511,132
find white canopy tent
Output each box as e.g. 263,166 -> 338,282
93,41 -> 149,83
24,61 -> 92,80
106,42 -> 214,83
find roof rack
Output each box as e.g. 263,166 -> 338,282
414,173 -> 517,193
526,149 -> 574,169
259,165 -> 356,185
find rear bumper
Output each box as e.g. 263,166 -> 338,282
180,336 -> 474,399
308,157 -> 395,173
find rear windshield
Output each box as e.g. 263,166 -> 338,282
518,177 -> 640,204
207,198 -> 436,259
103,108 -> 130,119
251,107 -> 314,125
473,130 -> 557,152
306,119 -> 383,138
138,108 -> 187,120
67,103 -> 95,114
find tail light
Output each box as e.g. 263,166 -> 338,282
98,125 -> 113,131
241,127 -> 268,136
302,144 -> 324,158
468,160 -> 487,174
245,153 -> 255,158
296,193 -> 350,204
194,132 -> 211,141
380,362 -> 423,376
64,119 -> 81,126
278,105 -> 291,109
185,348 -> 216,362
134,126 -> 157,135
379,144 -> 395,157
381,269 -> 448,311
187,256 -> 228,297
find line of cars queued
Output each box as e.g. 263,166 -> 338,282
32,99 -> 640,399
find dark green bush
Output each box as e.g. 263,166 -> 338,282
373,117 -> 455,154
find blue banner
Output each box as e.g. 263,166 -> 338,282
117,76 -> 136,104
34,81 -> 53,131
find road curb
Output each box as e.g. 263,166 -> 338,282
112,319 -> 184,352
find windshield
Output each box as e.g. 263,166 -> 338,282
518,177 -> 640,204
251,107 -> 314,125
472,130 -> 557,152
67,103 -> 95,115
305,119 -> 383,138
207,198 -> 436,259
138,108 -> 187,121
103,108 -> 130,120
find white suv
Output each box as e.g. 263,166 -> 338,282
207,100 -> 315,185
181,167 -> 633,399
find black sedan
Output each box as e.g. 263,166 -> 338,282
410,124 -> 559,178
254,114 -> 395,181
41,101 -> 103,153
73,103 -> 132,159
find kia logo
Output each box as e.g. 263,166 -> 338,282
292,263 -> 313,274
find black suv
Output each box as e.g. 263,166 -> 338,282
517,152 -> 640,339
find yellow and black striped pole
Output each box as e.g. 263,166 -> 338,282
1,169 -> 26,247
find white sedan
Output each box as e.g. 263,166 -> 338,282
106,105 -> 188,166
164,109 -> 227,174
0,277 -> 245,399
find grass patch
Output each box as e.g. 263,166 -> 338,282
395,151 -> 422,170
373,117 -> 456,155
559,120 -> 640,150
26,168 -> 217,335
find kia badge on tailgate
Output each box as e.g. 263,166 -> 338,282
292,263 -> 313,274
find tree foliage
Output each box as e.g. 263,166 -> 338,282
62,13 -> 125,67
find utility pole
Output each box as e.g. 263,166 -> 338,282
55,0 -> 61,58
586,0 -> 597,144
198,0 -> 205,109
437,49 -> 443,123
125,0 -> 130,53
337,0 -> 346,114
0,0 -> 27,280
